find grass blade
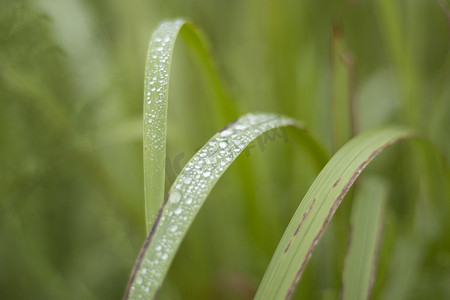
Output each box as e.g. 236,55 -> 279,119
125,113 -> 324,299
341,177 -> 387,300
331,24 -> 354,150
143,19 -> 184,234
255,127 -> 414,299
374,0 -> 420,126
143,19 -> 237,232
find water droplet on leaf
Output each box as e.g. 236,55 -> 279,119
220,130 -> 232,137
171,191 -> 181,203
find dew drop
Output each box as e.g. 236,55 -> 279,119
206,157 -> 216,164
220,129 -> 233,137
186,198 -> 193,204
170,225 -> 178,232
174,207 -> 182,215
170,191 -> 181,203
136,276 -> 143,285
161,253 -> 168,260
203,171 -> 211,177
183,176 -> 192,184
219,141 -> 228,148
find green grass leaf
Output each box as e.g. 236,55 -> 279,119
125,113 -> 324,299
135,19 -> 327,299
143,19 -> 237,233
255,127 -> 414,299
331,24 -> 354,150
341,177 -> 387,300
133,18 -> 418,300
143,19 -> 184,234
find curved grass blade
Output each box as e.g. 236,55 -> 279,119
255,127 -> 414,300
124,113 -> 325,299
341,177 -> 387,300
143,19 -> 237,232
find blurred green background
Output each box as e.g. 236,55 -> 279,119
1,0 -> 449,299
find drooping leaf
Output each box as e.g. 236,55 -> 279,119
255,127 -> 413,299
125,113 -> 325,299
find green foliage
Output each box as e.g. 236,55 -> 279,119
1,0 -> 449,299
342,177 -> 387,300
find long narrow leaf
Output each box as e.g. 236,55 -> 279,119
331,24 -> 354,151
143,19 -> 237,232
255,127 -> 413,299
341,177 -> 387,300
143,19 -> 183,233
125,113 -> 325,299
